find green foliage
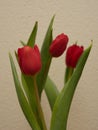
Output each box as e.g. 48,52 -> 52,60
9,54 -> 41,130
50,45 -> 92,130
9,16 -> 92,130
45,77 -> 59,110
37,16 -> 55,96
27,21 -> 38,47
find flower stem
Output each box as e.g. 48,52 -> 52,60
33,76 -> 47,130
64,67 -> 74,83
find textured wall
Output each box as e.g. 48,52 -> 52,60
0,0 -> 98,130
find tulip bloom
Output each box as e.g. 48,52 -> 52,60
49,33 -> 69,57
18,45 -> 42,75
66,44 -> 84,68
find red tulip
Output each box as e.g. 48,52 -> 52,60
66,44 -> 84,68
49,33 -> 69,57
18,45 -> 42,75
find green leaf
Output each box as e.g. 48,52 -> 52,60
9,53 -> 41,130
14,52 -> 37,113
37,16 -> 55,96
20,40 -> 26,46
14,52 -> 43,129
21,74 -> 37,114
45,76 -> 59,110
50,45 -> 92,130
27,21 -> 38,47
21,74 -> 43,129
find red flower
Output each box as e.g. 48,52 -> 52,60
18,45 -> 42,75
49,33 -> 69,57
66,44 -> 84,68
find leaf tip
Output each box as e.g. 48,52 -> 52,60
35,21 -> 38,26
90,40 -> 93,47
20,40 -> 26,46
52,15 -> 55,22
88,41 -> 93,52
9,52 -> 11,59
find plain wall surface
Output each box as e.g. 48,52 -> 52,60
0,0 -> 98,130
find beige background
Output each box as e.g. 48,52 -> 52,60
0,0 -> 98,130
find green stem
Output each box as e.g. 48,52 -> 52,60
33,76 -> 47,130
64,67 -> 74,83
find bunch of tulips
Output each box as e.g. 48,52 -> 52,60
9,16 -> 92,130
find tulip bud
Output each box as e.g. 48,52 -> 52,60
66,44 -> 84,68
18,45 -> 42,75
49,33 -> 69,57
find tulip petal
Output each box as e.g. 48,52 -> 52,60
49,33 -> 68,57
50,44 -> 92,130
9,53 -> 41,130
18,45 -> 41,75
